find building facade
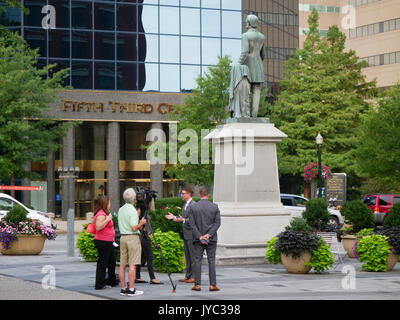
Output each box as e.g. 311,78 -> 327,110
2,0 -> 298,219
299,0 -> 400,89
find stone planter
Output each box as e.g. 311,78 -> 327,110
342,235 -> 357,258
1,234 -> 46,255
387,253 -> 398,271
281,252 -> 312,274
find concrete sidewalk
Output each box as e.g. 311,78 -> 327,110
1,235 -> 400,301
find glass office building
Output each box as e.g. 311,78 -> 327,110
1,0 -> 298,219
5,0 -> 242,92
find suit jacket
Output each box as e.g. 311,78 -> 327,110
182,199 -> 195,240
189,199 -> 221,243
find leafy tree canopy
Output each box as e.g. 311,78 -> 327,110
164,55 -> 232,185
355,83 -> 400,191
0,30 -> 74,182
270,9 -> 378,179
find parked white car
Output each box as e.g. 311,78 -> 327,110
0,193 -> 52,227
280,194 -> 344,228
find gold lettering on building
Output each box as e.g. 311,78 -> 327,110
62,100 -> 178,114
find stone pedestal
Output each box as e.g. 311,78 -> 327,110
204,119 -> 291,265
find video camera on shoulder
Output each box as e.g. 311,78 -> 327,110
135,186 -> 157,217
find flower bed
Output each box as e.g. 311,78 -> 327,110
0,219 -> 56,251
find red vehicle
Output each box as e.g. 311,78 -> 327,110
361,194 -> 400,224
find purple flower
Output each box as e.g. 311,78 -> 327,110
352,241 -> 360,259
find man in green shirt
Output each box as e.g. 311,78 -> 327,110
118,188 -> 146,297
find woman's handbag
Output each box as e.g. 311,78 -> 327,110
87,223 -> 96,235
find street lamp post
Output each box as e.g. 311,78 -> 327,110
58,166 -> 80,257
315,133 -> 323,198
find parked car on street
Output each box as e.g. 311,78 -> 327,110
361,194 -> 400,224
0,193 -> 53,227
280,194 -> 344,228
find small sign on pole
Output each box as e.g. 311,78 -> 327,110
325,173 -> 347,206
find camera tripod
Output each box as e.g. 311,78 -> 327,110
140,207 -> 177,293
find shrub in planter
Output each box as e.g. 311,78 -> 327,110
151,229 -> 185,273
265,236 -> 281,264
377,227 -> 400,255
383,203 -> 400,228
266,230 -> 334,273
306,239 -> 335,272
340,200 -> 375,234
76,227 -> 98,262
356,228 -> 375,238
302,198 -> 330,229
2,205 -> 28,225
285,217 -> 312,233
353,234 -> 396,271
275,230 -> 320,258
0,206 -> 56,254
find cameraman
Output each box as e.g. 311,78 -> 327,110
135,207 -> 163,285
117,188 -> 146,297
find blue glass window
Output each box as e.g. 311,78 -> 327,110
142,63 -> 159,91
95,62 -> 115,90
72,61 -> 92,89
49,30 -> 70,59
181,65 -> 200,91
202,0 -> 220,9
117,63 -> 137,90
201,9 -> 220,37
222,11 -> 242,38
181,36 -> 200,64
72,31 -> 92,59
160,6 -> 179,34
95,32 -> 115,60
222,0 -> 241,10
25,28 -> 47,57
181,8 -> 200,36
117,4 -> 137,32
72,1 -> 92,30
24,0 -> 46,27
160,64 -> 179,92
95,3 -> 115,31
202,37 -> 220,65
142,5 -> 159,33
144,34 -> 159,63
160,35 -> 179,63
117,33 -> 137,61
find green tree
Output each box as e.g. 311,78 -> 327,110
355,83 -> 400,191
270,10 -> 377,182
164,55 -> 232,185
0,0 -> 23,13
0,30 -> 74,188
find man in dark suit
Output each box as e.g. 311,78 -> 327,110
165,186 -> 196,283
189,187 -> 221,292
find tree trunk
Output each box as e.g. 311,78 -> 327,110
10,174 -> 15,198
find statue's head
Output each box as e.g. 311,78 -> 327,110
246,14 -> 259,29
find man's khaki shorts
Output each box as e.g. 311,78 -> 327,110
119,234 -> 141,266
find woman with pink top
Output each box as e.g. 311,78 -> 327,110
94,195 -> 118,290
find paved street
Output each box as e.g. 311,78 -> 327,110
1,234 -> 400,302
